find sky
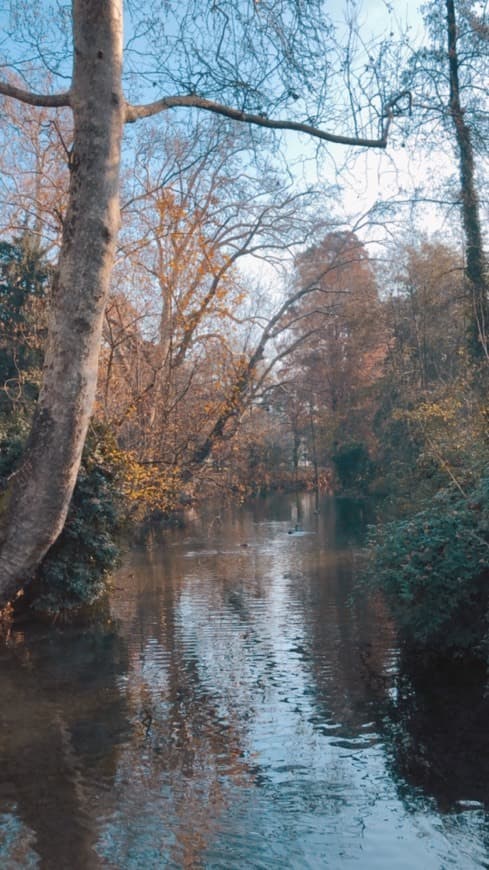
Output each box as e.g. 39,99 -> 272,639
298,3 -> 430,217
239,0 -> 446,283
0,0 -> 466,267
285,0 -> 467,264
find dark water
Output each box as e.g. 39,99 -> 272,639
2,494 -> 489,868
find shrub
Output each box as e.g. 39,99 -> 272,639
0,239 -> 127,616
332,441 -> 375,492
365,478 -> 489,655
29,426 -> 127,614
0,237 -> 48,414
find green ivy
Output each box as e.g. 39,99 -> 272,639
30,427 -> 126,614
0,236 -> 49,413
365,478 -> 489,655
0,237 -> 126,616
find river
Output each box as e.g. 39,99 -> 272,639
1,493 -> 489,868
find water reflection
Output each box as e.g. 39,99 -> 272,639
385,656 -> 489,812
1,494 -> 489,867
0,621 -> 130,869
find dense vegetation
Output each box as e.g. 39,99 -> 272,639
3,227 -> 488,645
0,0 -> 488,656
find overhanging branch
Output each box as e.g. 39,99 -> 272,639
125,93 -> 393,148
0,80 -> 71,108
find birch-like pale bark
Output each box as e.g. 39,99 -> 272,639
0,0 -> 124,603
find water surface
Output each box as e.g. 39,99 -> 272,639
1,494 -> 489,868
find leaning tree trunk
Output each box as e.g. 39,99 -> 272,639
0,1 -> 124,604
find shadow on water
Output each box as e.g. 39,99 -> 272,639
245,494 -> 489,862
248,491 -> 375,546
0,619 -> 131,869
299,496 -> 489,809
382,654 -> 489,813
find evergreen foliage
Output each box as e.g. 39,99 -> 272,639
30,426 -> 125,614
332,441 -> 375,492
366,478 -> 489,655
0,235 -> 50,487
0,239 -> 125,616
0,236 -> 48,413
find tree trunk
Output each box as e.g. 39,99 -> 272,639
446,0 -> 489,359
0,0 -> 124,604
308,401 -> 320,507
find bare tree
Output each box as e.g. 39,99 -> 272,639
0,0 -> 400,604
401,0 -> 489,359
0,97 -> 70,250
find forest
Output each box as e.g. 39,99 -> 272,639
0,0 -> 488,659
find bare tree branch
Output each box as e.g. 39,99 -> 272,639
125,93 -> 393,148
0,80 -> 71,108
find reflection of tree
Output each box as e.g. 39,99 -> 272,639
383,656 -> 489,813
301,498 -> 489,813
110,550 -> 258,867
0,621 -> 130,869
105,493 -> 489,864
290,497 -> 489,830
285,497 -> 396,740
6,494 -> 489,867
310,570 -> 394,738
321,496 -> 375,549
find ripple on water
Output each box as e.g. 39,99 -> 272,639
3,495 -> 489,869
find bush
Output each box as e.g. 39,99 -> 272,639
28,426 -> 126,614
365,478 -> 489,655
0,239 -> 126,616
332,441 -> 375,492
0,237 -> 48,415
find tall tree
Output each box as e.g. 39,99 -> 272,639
446,0 -> 488,357
281,231 -> 386,457
404,0 -> 489,359
0,0 -> 399,603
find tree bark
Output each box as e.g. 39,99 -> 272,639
0,0 -> 124,603
446,0 -> 489,359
